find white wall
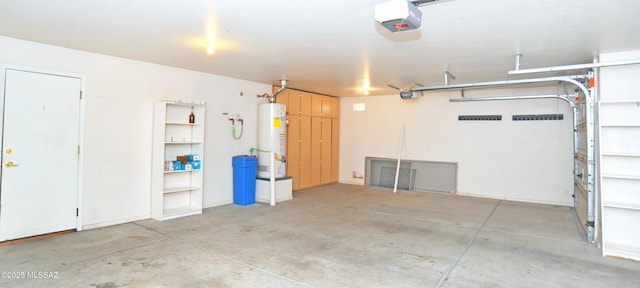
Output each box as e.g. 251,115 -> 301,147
599,50 -> 640,100
0,36 -> 271,229
340,86 -> 575,206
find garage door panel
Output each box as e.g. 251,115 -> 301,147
575,92 -> 594,243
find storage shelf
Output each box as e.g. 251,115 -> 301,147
164,141 -> 203,144
164,169 -> 201,174
165,122 -> 202,126
602,152 -> 640,157
599,99 -> 640,262
163,206 -> 201,220
599,99 -> 640,105
603,201 -> 640,211
603,242 -> 640,261
602,174 -> 640,180
152,101 -> 205,221
600,124 -> 640,128
164,101 -> 206,106
163,186 -> 201,194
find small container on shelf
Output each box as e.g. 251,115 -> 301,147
191,160 -> 201,170
177,155 -> 188,164
172,160 -> 184,171
189,107 -> 195,124
164,160 -> 174,171
187,154 -> 200,161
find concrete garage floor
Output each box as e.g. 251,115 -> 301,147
1,183 -> 639,287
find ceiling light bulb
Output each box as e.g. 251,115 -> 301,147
207,45 -> 214,55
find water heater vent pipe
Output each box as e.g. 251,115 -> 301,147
270,79 -> 288,103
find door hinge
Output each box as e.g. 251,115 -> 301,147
79,91 -> 83,100
76,208 -> 79,217
587,221 -> 595,227
78,146 -> 80,154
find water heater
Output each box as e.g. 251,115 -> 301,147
257,103 -> 286,178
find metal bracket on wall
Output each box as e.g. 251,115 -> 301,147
444,71 -> 456,86
514,54 -> 523,71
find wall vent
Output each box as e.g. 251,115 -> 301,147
512,114 -> 564,121
365,157 -> 457,193
458,115 -> 502,121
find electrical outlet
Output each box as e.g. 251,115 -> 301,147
352,171 -> 364,179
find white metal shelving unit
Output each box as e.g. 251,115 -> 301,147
598,100 -> 640,260
151,101 -> 206,221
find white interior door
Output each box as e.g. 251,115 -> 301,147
0,69 -> 81,241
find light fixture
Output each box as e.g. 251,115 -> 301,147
363,78 -> 370,95
207,31 -> 215,55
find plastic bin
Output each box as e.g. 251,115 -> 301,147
232,155 -> 257,205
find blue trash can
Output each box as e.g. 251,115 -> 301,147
232,155 -> 257,205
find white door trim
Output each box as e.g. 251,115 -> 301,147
0,63 -> 86,232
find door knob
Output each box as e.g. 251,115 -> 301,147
4,161 -> 18,167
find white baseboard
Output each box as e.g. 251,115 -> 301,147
81,214 -> 150,230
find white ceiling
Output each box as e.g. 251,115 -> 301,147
1,0 -> 639,97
